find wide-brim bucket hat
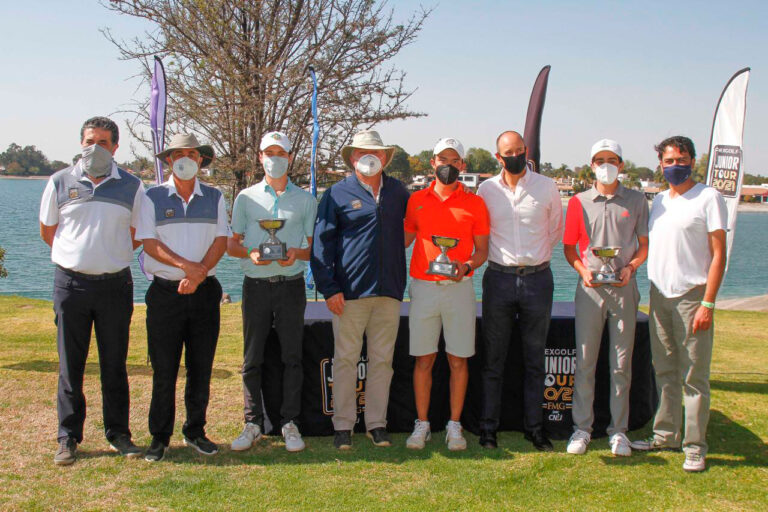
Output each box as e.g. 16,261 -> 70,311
156,133 -> 215,168
341,130 -> 395,170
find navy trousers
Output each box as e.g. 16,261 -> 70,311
146,277 -> 221,444
53,266 -> 134,443
480,266 -> 554,433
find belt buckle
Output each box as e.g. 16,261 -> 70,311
267,275 -> 282,283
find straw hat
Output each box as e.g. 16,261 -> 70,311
341,130 -> 395,170
156,133 -> 215,168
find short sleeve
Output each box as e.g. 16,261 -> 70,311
130,182 -> 147,230
230,192 -> 247,235
705,190 -> 728,232
134,192 -> 158,241
635,194 -> 649,238
39,178 -> 59,226
304,195 -> 318,238
215,194 -> 232,237
563,195 -> 584,245
404,194 -> 419,233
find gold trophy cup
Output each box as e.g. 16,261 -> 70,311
591,246 -> 622,284
258,219 -> 288,261
426,235 -> 460,277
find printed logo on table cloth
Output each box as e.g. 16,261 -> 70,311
321,356 -> 368,416
542,347 -> 575,422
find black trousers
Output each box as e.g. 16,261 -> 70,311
53,266 -> 133,443
241,275 -> 306,427
146,277 -> 221,444
480,267 -> 554,433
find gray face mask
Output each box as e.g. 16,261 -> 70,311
80,144 -> 113,178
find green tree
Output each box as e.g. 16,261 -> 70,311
465,147 -> 499,174
0,143 -> 55,175
387,145 -> 411,182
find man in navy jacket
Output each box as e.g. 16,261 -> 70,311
310,130 -> 409,450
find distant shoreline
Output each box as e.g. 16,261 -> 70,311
0,175 -> 48,180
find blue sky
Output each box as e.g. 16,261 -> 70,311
1,0 -> 765,172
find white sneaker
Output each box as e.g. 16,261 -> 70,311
567,430 -> 591,455
282,421 -> 306,452
683,452 -> 706,472
610,432 -> 632,457
445,420 -> 467,451
406,420 -> 431,450
231,422 -> 261,451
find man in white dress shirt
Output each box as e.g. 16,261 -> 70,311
476,130 -> 563,451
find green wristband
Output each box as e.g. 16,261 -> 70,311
701,301 -> 715,309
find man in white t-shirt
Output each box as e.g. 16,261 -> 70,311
631,136 -> 727,473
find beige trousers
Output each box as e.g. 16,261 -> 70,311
331,296 -> 401,431
649,284 -> 713,455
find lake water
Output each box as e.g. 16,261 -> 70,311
1,177 -> 766,303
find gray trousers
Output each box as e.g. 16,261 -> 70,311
649,284 -> 712,456
331,297 -> 401,431
572,278 -> 639,435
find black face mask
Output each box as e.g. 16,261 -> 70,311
435,164 -> 460,185
501,153 -> 527,175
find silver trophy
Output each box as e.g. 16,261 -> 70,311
591,246 -> 622,284
426,235 -> 460,277
258,219 -> 288,261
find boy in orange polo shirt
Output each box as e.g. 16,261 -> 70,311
404,137 -> 489,450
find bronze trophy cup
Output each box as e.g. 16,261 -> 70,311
591,246 -> 622,284
258,219 -> 288,261
426,235 -> 460,277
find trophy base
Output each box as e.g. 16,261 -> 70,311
259,242 -> 288,261
426,261 -> 459,278
592,272 -> 621,285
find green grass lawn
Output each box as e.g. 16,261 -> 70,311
0,296 -> 765,511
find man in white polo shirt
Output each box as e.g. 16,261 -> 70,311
136,134 -> 230,462
563,139 -> 648,457
476,130 -> 563,451
227,131 -> 317,453
631,136 -> 727,473
39,116 -> 145,465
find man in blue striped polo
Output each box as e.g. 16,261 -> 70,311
135,133 -> 230,462
228,131 -> 317,453
40,116 -> 145,465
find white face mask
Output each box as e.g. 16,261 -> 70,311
355,154 -> 383,176
172,156 -> 199,180
80,144 -> 113,178
594,163 -> 619,185
263,155 -> 289,178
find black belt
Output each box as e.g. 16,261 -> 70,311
488,260 -> 550,276
153,276 -> 215,291
245,273 -> 304,284
57,265 -> 130,281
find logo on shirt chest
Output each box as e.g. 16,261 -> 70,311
351,199 -> 362,210
165,208 -> 176,218
68,188 -> 80,200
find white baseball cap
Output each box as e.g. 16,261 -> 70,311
590,139 -> 622,161
260,131 -> 292,152
433,137 -> 465,159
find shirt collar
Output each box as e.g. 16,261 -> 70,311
74,160 -> 120,184
354,172 -> 385,196
258,178 -> 296,197
587,182 -> 626,200
166,176 -> 203,199
496,163 -> 532,191
427,180 -> 465,200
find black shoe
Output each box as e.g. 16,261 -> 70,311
184,435 -> 218,455
366,428 -> 391,447
479,430 -> 498,449
109,433 -> 142,458
525,430 -> 553,452
54,437 -> 77,466
334,430 -> 352,450
145,438 -> 168,462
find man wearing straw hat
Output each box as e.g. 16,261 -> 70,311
311,129 -> 410,450
227,131 -> 317,453
136,133 -> 230,462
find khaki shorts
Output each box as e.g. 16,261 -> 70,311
408,278 -> 476,358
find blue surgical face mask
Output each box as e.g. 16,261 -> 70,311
663,164 -> 692,186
